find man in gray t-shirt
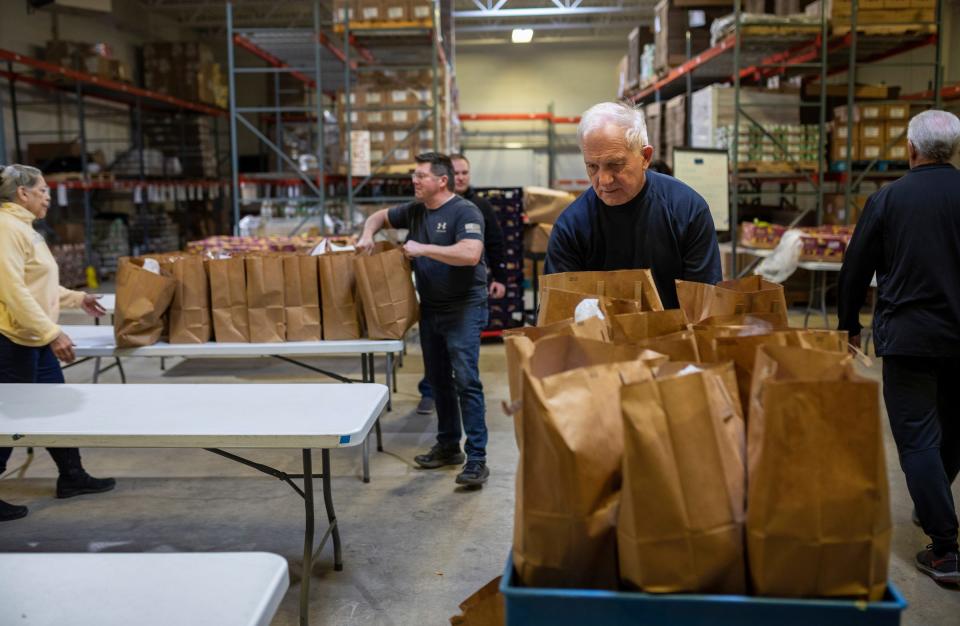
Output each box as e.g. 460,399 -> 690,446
357,153 -> 491,488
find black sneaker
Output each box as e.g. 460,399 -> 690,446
915,545 -> 960,585
56,470 -> 116,499
0,499 -> 28,522
416,397 -> 435,415
455,461 -> 489,487
414,444 -> 464,469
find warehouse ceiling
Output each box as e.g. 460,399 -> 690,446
138,0 -> 655,44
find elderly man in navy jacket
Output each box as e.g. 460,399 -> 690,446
838,109 -> 960,586
545,101 -> 722,308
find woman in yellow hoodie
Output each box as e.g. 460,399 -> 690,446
0,164 -> 116,522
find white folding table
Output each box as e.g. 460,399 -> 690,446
59,326 -> 403,482
0,382 -> 388,625
0,552 -> 288,626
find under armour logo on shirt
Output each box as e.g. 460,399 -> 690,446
436,222 -> 447,232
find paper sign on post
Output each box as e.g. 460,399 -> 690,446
350,130 -> 371,177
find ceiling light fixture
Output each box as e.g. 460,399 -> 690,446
511,28 -> 534,43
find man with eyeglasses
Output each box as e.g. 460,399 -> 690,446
413,153 -> 507,416
357,153 -> 491,488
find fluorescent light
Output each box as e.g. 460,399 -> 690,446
511,28 -> 534,43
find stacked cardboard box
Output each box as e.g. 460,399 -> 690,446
626,27 -> 654,91
336,69 -> 448,169
831,102 -> 911,162
653,0 -> 729,73
806,0 -> 936,33
143,42 -> 227,107
43,40 -> 130,83
141,117 -> 218,178
663,94 -> 686,167
333,0 -> 433,23
690,85 -> 800,150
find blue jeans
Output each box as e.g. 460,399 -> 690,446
419,304 -> 488,462
0,334 -> 81,475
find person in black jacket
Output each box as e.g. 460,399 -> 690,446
415,154 -> 508,416
544,101 -> 721,308
838,109 -> 960,586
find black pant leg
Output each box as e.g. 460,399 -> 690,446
883,355 -> 959,554
937,358 -> 960,486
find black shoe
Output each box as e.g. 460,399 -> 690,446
0,499 -> 28,522
414,444 -> 464,469
56,469 -> 116,499
416,396 -> 435,415
455,460 -> 489,487
915,545 -> 960,585
912,508 -> 921,527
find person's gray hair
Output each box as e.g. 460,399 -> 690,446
0,164 -> 43,202
577,101 -> 649,153
907,110 -> 960,163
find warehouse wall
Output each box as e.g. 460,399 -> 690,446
455,40 -> 623,187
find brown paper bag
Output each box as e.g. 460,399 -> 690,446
283,255 -> 322,341
676,277 -> 788,326
691,314 -> 783,362
318,251 -> 363,340
540,269 -> 663,311
449,577 -> 505,626
747,345 -> 890,600
537,288 -> 644,327
716,330 -> 848,408
633,329 -> 701,362
514,335 -> 665,589
354,247 -> 419,340
245,255 -> 286,343
503,316 -> 610,413
114,257 -> 176,348
619,362 -> 746,593
610,309 -> 687,343
164,255 -> 211,344
206,256 -> 250,342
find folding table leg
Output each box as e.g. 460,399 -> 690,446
385,353 -> 394,411
300,449 -> 315,626
116,358 -> 126,384
375,419 -> 383,452
362,436 -> 370,484
361,354 -> 369,383
92,358 -> 101,384
321,449 -> 343,571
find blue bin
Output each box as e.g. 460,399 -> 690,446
500,555 -> 907,626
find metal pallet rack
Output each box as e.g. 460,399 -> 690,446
0,47 -> 228,273
459,109 -> 581,188
224,0 -> 455,235
627,0 -> 946,277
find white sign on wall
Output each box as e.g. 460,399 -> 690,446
673,148 -> 730,232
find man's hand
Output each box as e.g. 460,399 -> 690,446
488,281 -> 506,299
403,240 -> 427,259
81,293 -> 106,317
50,332 -> 76,364
356,236 -> 375,255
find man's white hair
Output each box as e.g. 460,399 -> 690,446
577,101 -> 649,153
907,109 -> 960,163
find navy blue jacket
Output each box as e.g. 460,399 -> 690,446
544,170 -> 722,308
838,163 -> 960,357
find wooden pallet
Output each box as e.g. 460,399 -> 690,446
333,19 -> 432,33
739,161 -> 819,173
833,22 -> 936,34
45,171 -> 115,184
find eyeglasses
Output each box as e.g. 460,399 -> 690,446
411,172 -> 440,181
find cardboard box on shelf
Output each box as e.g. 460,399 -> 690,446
832,139 -> 858,161
626,27 -> 653,91
645,101 -> 664,159
886,121 -> 908,142
384,0 -> 407,20
886,103 -> 910,120
859,143 -> 883,160
859,122 -> 884,142
408,0 -> 432,20
860,103 -> 884,120
332,0 -> 355,22
664,93 -> 686,167
357,0 -> 381,21
653,0 -> 726,72
885,144 -> 909,160
524,223 -> 554,254
823,193 -> 869,225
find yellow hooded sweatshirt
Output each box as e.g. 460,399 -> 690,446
0,201 -> 86,347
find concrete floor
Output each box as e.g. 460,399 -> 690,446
1,311 -> 959,625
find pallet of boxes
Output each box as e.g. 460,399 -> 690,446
336,71 -> 443,175
472,270 -> 904,624
332,0 -> 435,27
830,101 -> 911,169
806,0 -> 938,35
112,237 -> 418,349
520,187 -> 577,289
